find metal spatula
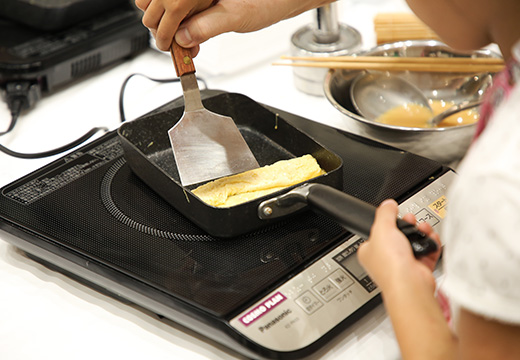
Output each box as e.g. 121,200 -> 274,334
168,42 -> 259,186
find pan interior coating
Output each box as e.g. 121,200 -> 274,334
192,154 -> 325,207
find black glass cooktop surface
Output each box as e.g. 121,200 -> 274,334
0,91 -> 444,322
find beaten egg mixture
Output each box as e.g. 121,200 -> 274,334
376,100 -> 479,128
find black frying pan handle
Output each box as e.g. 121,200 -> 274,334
305,184 -> 438,258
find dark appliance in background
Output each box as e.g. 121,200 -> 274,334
0,0 -> 130,31
0,0 -> 149,116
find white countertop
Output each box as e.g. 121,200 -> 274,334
0,1 -> 411,359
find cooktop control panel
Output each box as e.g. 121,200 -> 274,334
229,170 -> 455,351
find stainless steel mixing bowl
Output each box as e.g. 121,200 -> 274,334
323,40 -> 500,165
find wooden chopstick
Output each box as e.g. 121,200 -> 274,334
280,55 -> 504,65
274,56 -> 505,73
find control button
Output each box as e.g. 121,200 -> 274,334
428,195 -> 448,219
414,208 -> 439,227
295,291 -> 323,314
313,278 -> 339,301
404,202 -> 421,214
419,195 -> 431,204
328,269 -> 354,290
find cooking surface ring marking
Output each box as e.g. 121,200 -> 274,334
100,158 -> 215,242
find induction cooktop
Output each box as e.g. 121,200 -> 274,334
0,91 -> 454,359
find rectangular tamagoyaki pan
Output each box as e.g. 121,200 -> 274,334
118,92 -> 344,238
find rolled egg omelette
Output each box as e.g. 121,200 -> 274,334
192,154 -> 325,207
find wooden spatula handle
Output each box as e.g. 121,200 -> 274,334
170,41 -> 196,77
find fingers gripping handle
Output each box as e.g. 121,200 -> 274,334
170,41 -> 196,77
304,184 -> 438,258
395,219 -> 438,257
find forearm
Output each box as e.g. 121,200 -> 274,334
382,275 -> 457,360
280,0 -> 338,21
216,0 -> 338,33
357,200 -> 456,359
175,0 -> 337,50
138,0 -> 338,51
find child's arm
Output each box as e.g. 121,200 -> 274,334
457,308 -> 520,360
358,200 -> 457,360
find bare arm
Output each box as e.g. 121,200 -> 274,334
457,308 -> 520,360
135,0 -> 336,52
357,199 -> 456,360
380,263 -> 457,360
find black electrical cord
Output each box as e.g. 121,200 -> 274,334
0,97 -> 22,136
0,126 -> 109,159
1,82 -> 32,137
118,72 -> 208,122
0,73 -> 207,159
0,81 -> 108,159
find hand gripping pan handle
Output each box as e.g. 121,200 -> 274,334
258,183 -> 438,258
